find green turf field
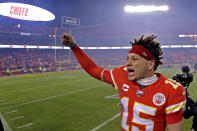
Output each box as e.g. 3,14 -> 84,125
0,68 -> 196,131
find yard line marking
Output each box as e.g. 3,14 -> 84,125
0,77 -> 91,95
1,102 -> 8,105
2,84 -> 106,109
105,94 -> 119,99
90,113 -> 120,131
6,110 -> 18,114
0,99 -> 6,102
17,123 -> 33,129
10,116 -> 24,120
0,112 -> 13,131
0,99 -> 7,102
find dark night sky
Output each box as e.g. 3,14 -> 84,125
0,0 -> 197,35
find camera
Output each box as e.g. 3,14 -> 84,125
172,65 -> 197,130
172,65 -> 193,88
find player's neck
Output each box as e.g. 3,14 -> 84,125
136,74 -> 158,86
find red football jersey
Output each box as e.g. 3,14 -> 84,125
104,66 -> 186,131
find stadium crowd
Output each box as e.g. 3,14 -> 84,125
1,25 -> 197,76
0,48 -> 197,75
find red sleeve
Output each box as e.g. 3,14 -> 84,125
102,69 -> 113,84
165,81 -> 186,124
166,110 -> 183,124
72,45 -> 113,84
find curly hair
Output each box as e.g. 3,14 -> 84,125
130,35 -> 163,70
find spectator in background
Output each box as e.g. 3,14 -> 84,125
30,67 -> 33,74
6,68 -> 10,76
43,67 -> 46,72
39,66 -> 42,73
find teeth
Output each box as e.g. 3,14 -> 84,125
129,72 -> 134,76
127,68 -> 134,76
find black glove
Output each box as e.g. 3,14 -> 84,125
183,109 -> 193,119
187,97 -> 195,107
192,116 -> 197,131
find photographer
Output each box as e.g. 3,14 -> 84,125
173,65 -> 197,131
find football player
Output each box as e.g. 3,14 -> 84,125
61,33 -> 186,131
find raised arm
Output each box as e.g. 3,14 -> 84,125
61,33 -> 113,84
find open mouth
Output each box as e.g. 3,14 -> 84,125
127,69 -> 134,76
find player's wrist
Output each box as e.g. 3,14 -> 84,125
70,42 -> 77,49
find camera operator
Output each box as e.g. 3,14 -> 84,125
173,65 -> 197,131
173,65 -> 193,88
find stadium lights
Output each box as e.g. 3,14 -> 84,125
179,35 -> 197,38
124,5 -> 169,13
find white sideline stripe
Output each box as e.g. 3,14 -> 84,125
0,112 -> 13,131
17,123 -> 33,129
2,84 -> 106,109
90,113 -> 120,131
6,110 -> 18,114
10,116 -> 24,120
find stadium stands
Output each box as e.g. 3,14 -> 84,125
0,24 -> 197,76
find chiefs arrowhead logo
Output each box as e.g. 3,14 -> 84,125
122,84 -> 130,92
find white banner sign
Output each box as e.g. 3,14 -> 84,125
0,2 -> 55,21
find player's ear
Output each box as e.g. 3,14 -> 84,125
148,60 -> 155,70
